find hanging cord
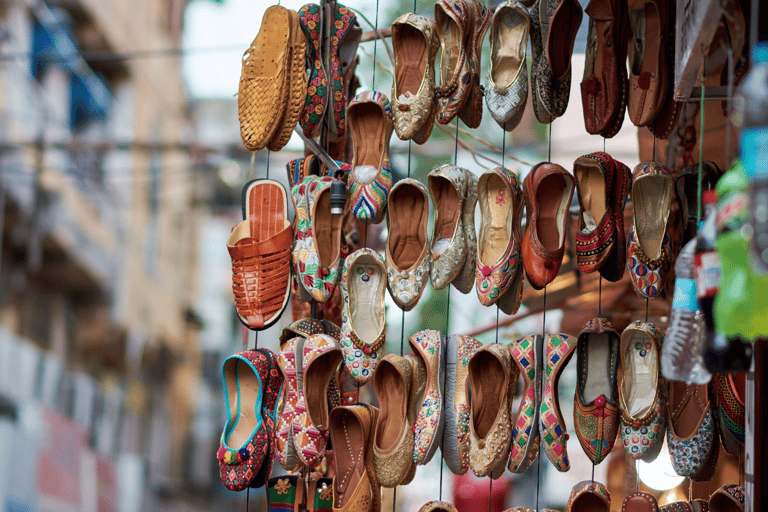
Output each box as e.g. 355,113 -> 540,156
454,116 -> 460,164
548,123 -> 552,161
439,287 -> 451,501
636,459 -> 640,492
434,123 -> 533,167
696,70 -> 706,226
652,121 -> 657,162
598,276 -> 602,318
488,477 -> 493,512
535,287 -> 547,512
246,487 -> 250,511
243,325 -> 249,352
371,0 -> 380,90
501,131 -> 506,170
251,151 -> 256,181
645,297 -> 649,322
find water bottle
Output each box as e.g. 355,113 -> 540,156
733,43 -> 768,271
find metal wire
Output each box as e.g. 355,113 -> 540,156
371,0 -> 380,90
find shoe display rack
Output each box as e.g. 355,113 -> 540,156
220,0 -> 766,511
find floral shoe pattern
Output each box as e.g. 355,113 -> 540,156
218,350 -> 272,491
529,0 -> 553,124
266,475 -> 301,511
275,337 -> 303,471
251,348 -> 283,489
434,0 -> 473,125
409,329 -> 446,465
508,335 -> 541,473
429,165 -> 473,290
339,248 -> 387,384
627,161 -> 676,298
291,176 -> 344,303
458,0 -> 491,129
540,333 -> 578,472
325,3 -> 359,140
475,167 -> 524,310
348,90 -> 394,224
710,484 -> 745,512
567,481 -> 611,511
619,321 -> 667,462
298,4 -> 327,138
667,408 -> 717,478
292,334 -> 342,469
391,13 -> 439,143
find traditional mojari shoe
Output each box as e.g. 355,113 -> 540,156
442,334 -> 482,475
434,0 -> 473,125
298,4 -> 327,138
428,165 -> 474,291
391,13 -> 439,144
709,484 -> 745,512
347,91 -> 394,224
276,337 -> 304,471
619,321 -> 667,461
667,381 -> 719,481
507,335 -> 542,473
339,249 -> 387,384
540,333 -> 578,471
409,329 -> 446,465
386,179 -> 431,311
573,317 -> 620,465
626,162 -> 675,298
468,343 -> 517,479
458,0 -> 491,129
419,502 -> 459,512
228,179 -> 293,330
329,404 -> 381,512
475,167 -> 525,314
567,481 -> 611,512
621,493 -> 660,512
716,373 -> 745,455
217,350 -> 274,491
292,176 -> 347,303
522,163 -> 575,289
486,1 -> 530,132
372,355 -> 417,487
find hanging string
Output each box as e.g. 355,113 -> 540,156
251,151 -> 256,181
591,462 -> 595,483
371,0 -> 380,90
488,477 -> 493,512
603,135 -> 606,153
598,276 -> 602,318
246,488 -> 250,511
652,122 -> 657,162
645,297 -> 649,322
547,123 -> 552,161
535,286 -> 547,512
636,459 -> 639,492
266,149 -> 270,179
696,71 -> 706,226
454,117 -> 460,165
413,0 -> 417,12
501,131 -> 506,170
242,325 -> 249,351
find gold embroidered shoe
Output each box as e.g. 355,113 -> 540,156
468,343 -> 517,478
540,333 -> 578,472
434,0 -> 473,125
507,335 -> 541,473
391,13 -> 439,144
452,170 -> 479,295
458,0 -> 492,129
339,249 -> 387,384
409,329 -> 446,465
386,179 -> 431,311
372,355 -> 416,487
442,334 -> 482,475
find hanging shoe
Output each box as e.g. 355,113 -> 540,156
715,373 -> 745,455
529,0 -> 553,124
626,161 -> 675,298
486,1 -> 531,132
458,0 -> 491,129
268,8 -> 308,152
581,0 -> 629,138
386,179 -> 431,311
266,474 -> 304,511
428,165 -> 473,291
507,334 -> 541,473
674,161 -> 721,247
626,0 -> 669,127
573,317 -> 620,465
275,336 -> 304,471
522,162 -> 575,290
619,321 -> 667,461
419,502 -> 460,512
250,348 -> 283,489
339,248 -> 387,384
409,329 -> 446,465
468,343 -> 517,479
442,334 -> 482,475
292,176 -> 347,303
323,2 -> 361,141
621,493 -> 660,512
667,381 -> 720,481
348,91 -> 394,224
434,0 -> 473,125
298,4 -> 328,139
228,179 -> 293,330
217,350 -> 274,491
329,404 -> 381,512
539,333 -> 578,471
709,484 -> 745,512
573,152 -> 631,282
372,354 -> 417,487
475,167 -> 525,312
391,13 -> 439,144
567,481 -> 611,512
452,170 -> 479,294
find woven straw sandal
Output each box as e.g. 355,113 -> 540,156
227,179 -> 293,330
268,8 -> 308,152
238,5 -> 292,151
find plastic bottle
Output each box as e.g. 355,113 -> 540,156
733,43 -> 768,271
713,160 -> 768,340
661,237 -> 710,384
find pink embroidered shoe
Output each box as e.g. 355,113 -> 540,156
217,350 -> 274,491
276,337 -> 304,471
507,335 -> 542,473
409,329 -> 446,465
292,334 -> 343,469
540,333 -> 578,472
475,167 -> 525,314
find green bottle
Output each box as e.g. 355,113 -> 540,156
714,160 -> 768,340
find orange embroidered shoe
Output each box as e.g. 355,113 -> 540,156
228,179 -> 293,330
573,317 -> 620,465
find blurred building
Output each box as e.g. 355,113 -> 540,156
0,0 -> 217,510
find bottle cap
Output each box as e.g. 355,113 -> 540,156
752,43 -> 768,64
329,180 -> 347,215
702,189 -> 718,205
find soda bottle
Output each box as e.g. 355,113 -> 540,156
661,237 -> 710,383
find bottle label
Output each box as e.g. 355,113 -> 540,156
672,278 -> 699,311
694,251 -> 720,298
741,128 -> 768,179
